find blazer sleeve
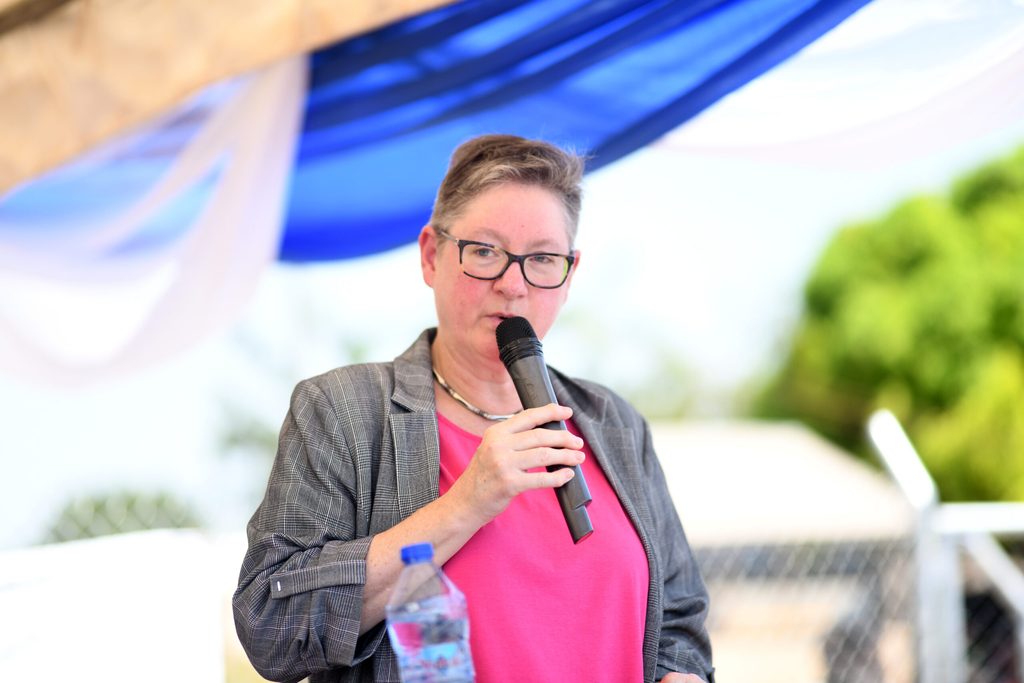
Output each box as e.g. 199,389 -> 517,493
641,419 -> 715,682
232,377 -> 385,682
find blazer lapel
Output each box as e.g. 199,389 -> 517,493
389,329 -> 441,521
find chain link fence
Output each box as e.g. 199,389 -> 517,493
660,417 -> 1024,683
693,538 -> 1023,683
16,417 -> 1024,682
694,538 -> 916,683
962,540 -> 1024,683
39,490 -> 201,544
27,506 -> 1024,683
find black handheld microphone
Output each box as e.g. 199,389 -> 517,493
496,316 -> 593,544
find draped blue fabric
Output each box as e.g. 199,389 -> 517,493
281,0 -> 872,261
0,0 -> 872,265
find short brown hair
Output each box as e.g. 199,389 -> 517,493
430,134 -> 585,246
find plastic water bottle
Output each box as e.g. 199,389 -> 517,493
386,543 -> 475,683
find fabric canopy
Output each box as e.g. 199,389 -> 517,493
0,0 -> 452,192
658,0 -> 1024,169
0,0 -> 873,384
281,0 -> 872,260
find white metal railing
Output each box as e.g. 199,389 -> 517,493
867,409 -> 1024,683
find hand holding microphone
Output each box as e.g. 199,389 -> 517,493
496,316 -> 594,543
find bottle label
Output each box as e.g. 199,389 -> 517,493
395,641 -> 473,682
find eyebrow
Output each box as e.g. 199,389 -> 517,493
466,227 -> 568,253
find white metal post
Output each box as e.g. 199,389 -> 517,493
867,410 -> 968,683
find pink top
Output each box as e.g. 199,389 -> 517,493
437,412 -> 649,682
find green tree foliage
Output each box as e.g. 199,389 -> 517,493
755,145 -> 1024,501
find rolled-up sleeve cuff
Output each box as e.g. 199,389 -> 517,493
268,536 -> 370,600
266,535 -> 383,668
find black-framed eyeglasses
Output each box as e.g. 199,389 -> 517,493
435,228 -> 575,289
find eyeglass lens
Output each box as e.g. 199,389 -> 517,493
461,243 -> 570,287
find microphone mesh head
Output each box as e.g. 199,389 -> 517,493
496,316 -> 536,349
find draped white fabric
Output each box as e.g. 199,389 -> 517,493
658,0 -> 1024,168
0,57 -> 307,385
2,0 -> 1022,387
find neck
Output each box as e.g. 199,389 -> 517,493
433,367 -> 520,421
430,331 -> 521,417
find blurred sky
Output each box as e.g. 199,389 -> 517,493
2,0 -> 1024,550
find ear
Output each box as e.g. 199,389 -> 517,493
419,225 -> 438,288
563,248 -> 582,290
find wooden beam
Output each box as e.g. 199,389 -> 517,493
0,0 -> 74,36
0,0 -> 454,194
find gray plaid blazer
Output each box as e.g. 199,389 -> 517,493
233,329 -> 712,683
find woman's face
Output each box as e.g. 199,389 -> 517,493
420,182 -> 578,365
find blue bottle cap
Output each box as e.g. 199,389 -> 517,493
400,543 -> 434,564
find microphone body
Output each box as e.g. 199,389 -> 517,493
497,317 -> 594,543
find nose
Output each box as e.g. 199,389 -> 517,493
494,259 -> 529,297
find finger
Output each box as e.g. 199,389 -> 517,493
502,403 -> 573,431
517,465 -> 575,491
507,428 -> 584,451
509,446 -> 584,472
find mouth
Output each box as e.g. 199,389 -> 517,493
486,313 -> 516,326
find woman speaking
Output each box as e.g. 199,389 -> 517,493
233,134 -> 714,682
